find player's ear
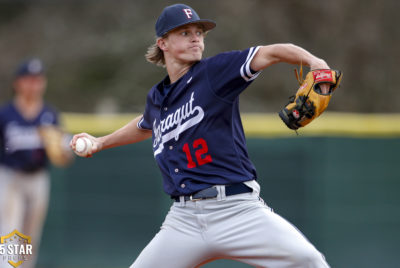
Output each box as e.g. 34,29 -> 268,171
157,37 -> 168,52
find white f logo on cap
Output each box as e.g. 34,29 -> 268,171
183,9 -> 192,19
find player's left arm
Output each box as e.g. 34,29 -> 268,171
250,43 -> 331,93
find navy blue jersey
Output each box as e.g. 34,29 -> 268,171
138,47 -> 262,196
0,102 -> 59,172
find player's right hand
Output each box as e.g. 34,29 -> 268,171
69,133 -> 102,157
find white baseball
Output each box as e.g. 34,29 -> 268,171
74,137 -> 93,157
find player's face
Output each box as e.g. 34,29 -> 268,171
162,24 -> 205,64
14,75 -> 47,99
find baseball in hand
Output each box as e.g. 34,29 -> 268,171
74,137 -> 93,157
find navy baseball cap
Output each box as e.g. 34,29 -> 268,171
15,58 -> 44,77
155,4 -> 216,37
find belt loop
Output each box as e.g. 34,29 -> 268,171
216,185 -> 226,201
179,196 -> 186,207
246,180 -> 260,196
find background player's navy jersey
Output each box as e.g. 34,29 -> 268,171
0,102 -> 59,172
139,47 -> 262,196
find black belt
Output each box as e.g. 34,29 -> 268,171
18,167 -> 45,174
173,182 -> 253,202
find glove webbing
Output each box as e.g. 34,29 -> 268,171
289,64 -> 315,134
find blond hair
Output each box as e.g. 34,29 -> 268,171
145,38 -> 165,67
145,25 -> 209,67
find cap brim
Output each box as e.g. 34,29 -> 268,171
194,19 -> 216,32
160,19 -> 216,37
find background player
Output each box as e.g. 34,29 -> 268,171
70,4 -> 333,267
0,58 -> 71,268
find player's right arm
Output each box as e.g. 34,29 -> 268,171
70,115 -> 151,157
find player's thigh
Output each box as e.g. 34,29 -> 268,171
211,199 -> 328,267
241,211 -> 327,267
26,172 -> 50,224
23,172 -> 50,251
130,226 -> 210,268
0,169 -> 24,233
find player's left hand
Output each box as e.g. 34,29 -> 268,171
310,59 -> 330,94
319,83 -> 330,95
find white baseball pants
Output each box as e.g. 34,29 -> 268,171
0,166 -> 50,268
130,181 -> 329,268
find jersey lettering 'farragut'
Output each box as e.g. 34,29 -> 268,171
153,92 -> 204,155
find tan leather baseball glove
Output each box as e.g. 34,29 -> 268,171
279,66 -> 343,130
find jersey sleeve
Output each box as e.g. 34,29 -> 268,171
137,96 -> 153,130
205,46 -> 262,101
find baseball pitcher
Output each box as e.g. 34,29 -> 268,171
71,4 -> 341,267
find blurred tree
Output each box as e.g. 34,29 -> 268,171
0,0 -> 398,113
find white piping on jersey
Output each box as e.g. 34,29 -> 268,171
153,92 -> 204,156
137,117 -> 145,129
240,46 -> 261,82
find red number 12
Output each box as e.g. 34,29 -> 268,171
182,138 -> 213,169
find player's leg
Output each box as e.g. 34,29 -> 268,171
0,167 -> 10,234
208,193 -> 329,268
21,171 -> 50,268
0,168 -> 25,234
129,204 -> 214,268
0,168 -> 25,268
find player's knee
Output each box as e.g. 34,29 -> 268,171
292,246 -> 328,267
